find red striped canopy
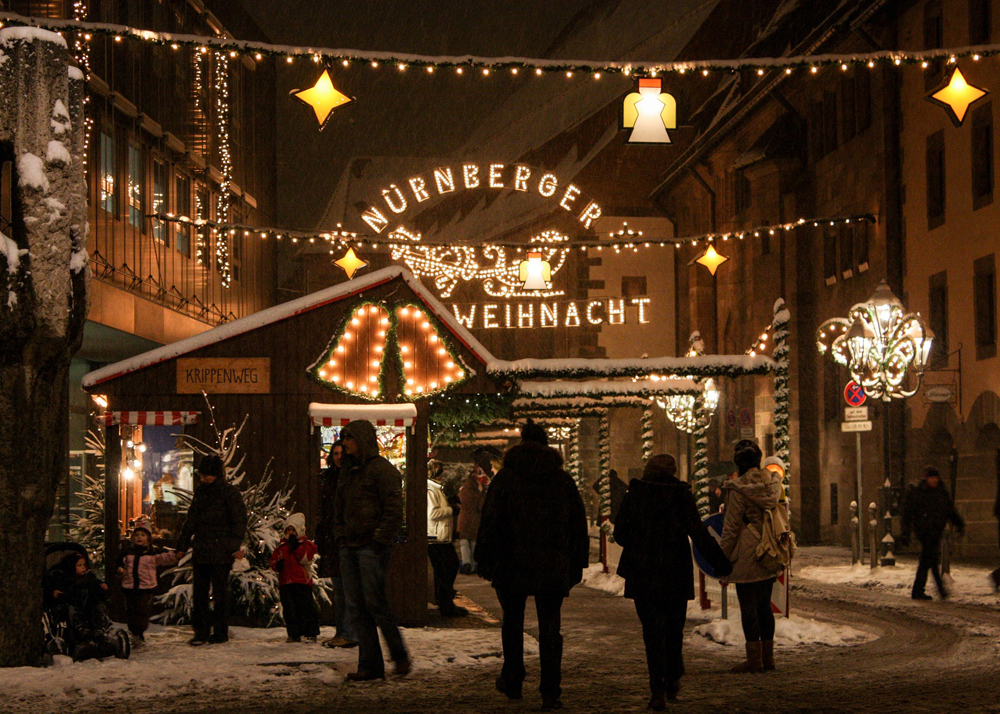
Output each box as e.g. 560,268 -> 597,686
312,417 -> 413,427
308,402 -> 417,428
97,411 -> 200,426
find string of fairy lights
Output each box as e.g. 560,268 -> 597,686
5,11 -> 1000,76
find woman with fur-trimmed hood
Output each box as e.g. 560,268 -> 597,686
719,439 -> 783,675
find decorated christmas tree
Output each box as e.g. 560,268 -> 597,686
68,430 -> 107,575
155,396 -> 331,627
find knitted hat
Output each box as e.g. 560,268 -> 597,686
283,512 -> 306,538
132,517 -> 153,538
521,419 -> 548,446
762,456 -> 786,480
196,454 -> 225,478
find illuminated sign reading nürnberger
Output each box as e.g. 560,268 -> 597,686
360,163 -> 603,234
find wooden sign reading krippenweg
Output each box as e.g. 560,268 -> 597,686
177,358 -> 271,394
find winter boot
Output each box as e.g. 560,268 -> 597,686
762,641 -> 775,671
730,641 -> 764,673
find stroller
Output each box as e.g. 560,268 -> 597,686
43,542 -> 130,661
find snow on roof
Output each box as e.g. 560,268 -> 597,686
0,26 -> 68,49
308,402 -> 417,421
82,266 -> 494,388
491,354 -> 776,379
518,379 -> 701,397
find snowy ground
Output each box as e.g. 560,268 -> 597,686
0,622 -> 536,714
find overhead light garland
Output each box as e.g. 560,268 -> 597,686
151,212 -> 875,253
7,12 -> 1000,77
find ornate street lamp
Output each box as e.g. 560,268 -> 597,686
656,378 -> 719,433
817,281 -> 934,401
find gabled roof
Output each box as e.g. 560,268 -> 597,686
82,266 -> 495,388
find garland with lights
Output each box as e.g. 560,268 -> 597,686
772,298 -> 792,505
428,393 -> 516,446
693,401 -> 711,518
7,12 -> 1000,76
491,355 -> 775,381
567,423 -> 584,494
597,412 -> 613,540
641,406 -> 655,464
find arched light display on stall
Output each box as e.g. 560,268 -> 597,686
394,305 -> 467,397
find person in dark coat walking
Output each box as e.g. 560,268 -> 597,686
991,486 -> 1000,592
334,420 -> 410,681
614,454 -> 733,710
476,420 -> 590,712
315,441 -> 357,648
176,454 -> 248,646
899,466 -> 965,600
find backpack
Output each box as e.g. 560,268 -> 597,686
752,503 -> 796,574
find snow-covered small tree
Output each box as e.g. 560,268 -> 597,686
155,395 -> 331,626
67,430 -> 106,574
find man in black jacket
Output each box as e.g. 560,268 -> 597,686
899,466 -> 965,600
334,420 -> 409,681
315,441 -> 357,649
176,454 -> 248,645
476,420 -> 589,713
614,454 -> 732,710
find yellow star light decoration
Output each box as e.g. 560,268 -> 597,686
926,67 -> 988,127
334,248 -> 369,279
696,245 -> 728,276
292,70 -> 353,129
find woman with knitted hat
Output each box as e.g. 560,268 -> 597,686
115,517 -> 181,643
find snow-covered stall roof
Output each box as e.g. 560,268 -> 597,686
518,379 -> 701,398
308,403 -> 418,427
490,354 -> 776,380
82,266 -> 495,388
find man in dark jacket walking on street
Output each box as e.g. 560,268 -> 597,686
476,420 -> 590,712
334,420 -> 409,681
614,454 -> 732,710
176,454 -> 248,645
899,466 -> 965,600
315,441 -> 357,649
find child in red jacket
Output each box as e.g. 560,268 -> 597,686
270,513 -> 319,643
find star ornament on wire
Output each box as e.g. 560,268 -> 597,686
291,70 -> 353,129
334,248 -> 369,279
695,245 -> 728,276
926,67 -> 988,127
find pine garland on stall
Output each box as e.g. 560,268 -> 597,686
597,412 -> 613,540
68,429 -> 106,575
772,298 -> 792,509
567,421 -> 584,495
693,403 -> 711,518
641,406 -> 655,464
156,396 -> 331,627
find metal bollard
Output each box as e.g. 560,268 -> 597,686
850,501 -> 860,565
881,508 -> 896,567
868,502 -> 879,570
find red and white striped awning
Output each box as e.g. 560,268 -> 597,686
308,403 -> 417,428
96,411 -> 200,426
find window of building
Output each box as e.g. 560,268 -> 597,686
924,0 -> 945,90
970,0 -> 991,45
823,91 -> 838,156
734,168 -> 751,215
621,276 -> 647,298
830,483 -> 839,526
856,69 -> 872,133
929,270 -> 949,364
839,224 -> 853,277
854,220 -> 869,270
809,101 -> 825,162
99,130 -> 117,215
973,254 -> 997,359
127,144 -> 143,229
926,131 -> 946,230
972,102 -> 993,210
841,75 -> 857,144
823,224 -> 837,281
151,158 -> 168,243
175,173 -> 191,257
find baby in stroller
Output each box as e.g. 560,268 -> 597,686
43,544 -> 130,661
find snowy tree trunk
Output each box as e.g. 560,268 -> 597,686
0,29 -> 89,667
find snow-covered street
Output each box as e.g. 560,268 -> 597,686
3,547 -> 997,714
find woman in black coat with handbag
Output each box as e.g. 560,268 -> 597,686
614,454 -> 732,710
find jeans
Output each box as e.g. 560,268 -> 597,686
280,583 -> 320,639
634,597 -> 688,694
192,563 -> 232,640
340,545 -> 408,675
123,590 -> 154,637
331,574 -> 356,642
428,542 -> 460,612
458,539 -> 476,569
913,538 -> 946,597
735,579 -> 775,642
495,588 -> 565,700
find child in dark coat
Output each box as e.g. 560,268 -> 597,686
116,518 -> 181,642
50,553 -> 117,660
270,513 -> 320,643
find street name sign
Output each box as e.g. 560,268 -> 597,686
841,420 -> 873,433
845,407 -> 869,421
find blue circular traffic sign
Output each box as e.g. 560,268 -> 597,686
693,513 -> 726,578
844,381 -> 866,407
